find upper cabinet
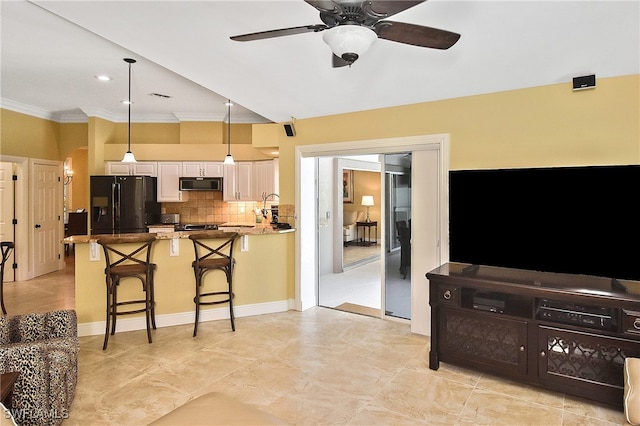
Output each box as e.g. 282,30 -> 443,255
106,161 -> 157,177
182,162 -> 223,178
157,162 -> 188,202
223,162 -> 253,201
253,159 -> 279,201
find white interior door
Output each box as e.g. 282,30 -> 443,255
33,162 -> 60,277
0,162 -> 15,283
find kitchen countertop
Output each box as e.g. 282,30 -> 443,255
63,225 -> 295,244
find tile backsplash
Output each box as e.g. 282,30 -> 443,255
161,191 -> 294,225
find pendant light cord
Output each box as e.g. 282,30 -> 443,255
128,61 -> 132,152
227,99 -> 231,155
121,58 -> 137,163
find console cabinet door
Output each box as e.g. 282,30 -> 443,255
438,307 -> 529,377
538,325 -> 640,406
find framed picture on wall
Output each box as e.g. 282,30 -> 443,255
343,169 -> 353,203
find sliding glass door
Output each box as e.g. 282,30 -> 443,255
384,154 -> 411,319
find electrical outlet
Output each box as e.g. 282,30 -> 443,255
170,238 -> 179,256
89,242 -> 100,261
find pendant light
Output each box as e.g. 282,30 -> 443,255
121,58 -> 137,163
223,99 -> 235,165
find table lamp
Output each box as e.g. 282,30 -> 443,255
361,195 -> 374,222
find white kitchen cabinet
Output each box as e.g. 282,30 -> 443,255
106,161 -> 157,177
253,159 -> 279,201
157,162 -> 188,202
182,162 -> 223,177
223,162 -> 253,201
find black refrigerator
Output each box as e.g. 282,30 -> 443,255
90,175 -> 161,234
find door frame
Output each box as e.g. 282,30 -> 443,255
295,134 -> 450,335
0,155 -> 30,281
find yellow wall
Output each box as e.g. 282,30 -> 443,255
108,122 -> 180,145
67,148 -> 89,211
0,109 -> 60,160
2,74 -> 639,306
59,122 -> 88,158
74,234 -> 293,324
180,121 -> 223,144
276,75 -> 640,203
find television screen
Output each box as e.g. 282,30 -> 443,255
449,165 -> 640,281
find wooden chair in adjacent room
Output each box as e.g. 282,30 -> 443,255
96,234 -> 157,350
189,232 -> 239,337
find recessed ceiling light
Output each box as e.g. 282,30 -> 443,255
95,75 -> 111,81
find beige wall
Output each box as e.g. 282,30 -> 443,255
74,233 -> 293,325
277,75 -> 640,204
3,75 -> 638,172
0,109 -> 60,160
2,74 -> 639,304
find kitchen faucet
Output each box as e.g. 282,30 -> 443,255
262,193 -> 279,219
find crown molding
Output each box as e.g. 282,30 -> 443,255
0,98 -> 57,121
2,98 -> 273,124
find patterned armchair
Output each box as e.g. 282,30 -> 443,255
0,310 -> 79,426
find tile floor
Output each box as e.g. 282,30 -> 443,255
320,248 -> 411,320
2,255 -> 629,425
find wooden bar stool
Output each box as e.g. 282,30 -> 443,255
96,234 -> 157,350
189,232 -> 239,337
1,241 -> 15,314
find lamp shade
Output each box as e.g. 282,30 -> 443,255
322,25 -> 377,64
121,151 -> 137,163
361,195 -> 374,207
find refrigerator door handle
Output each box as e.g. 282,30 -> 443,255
112,182 -> 119,233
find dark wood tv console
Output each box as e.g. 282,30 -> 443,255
426,262 -> 640,408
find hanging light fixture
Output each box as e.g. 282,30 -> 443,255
121,58 -> 137,163
223,99 -> 235,165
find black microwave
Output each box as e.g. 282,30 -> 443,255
179,177 -> 222,191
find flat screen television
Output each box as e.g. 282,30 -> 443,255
449,165 -> 640,282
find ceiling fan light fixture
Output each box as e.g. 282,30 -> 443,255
322,25 -> 377,64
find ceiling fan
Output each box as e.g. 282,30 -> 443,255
230,0 -> 460,67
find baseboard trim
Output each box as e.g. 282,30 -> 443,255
78,299 -> 296,337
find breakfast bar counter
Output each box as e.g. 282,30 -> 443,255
66,227 -> 295,336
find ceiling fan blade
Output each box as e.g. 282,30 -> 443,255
363,1 -> 426,19
374,21 -> 460,49
305,0 -> 339,13
332,54 -> 351,68
231,24 -> 327,42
